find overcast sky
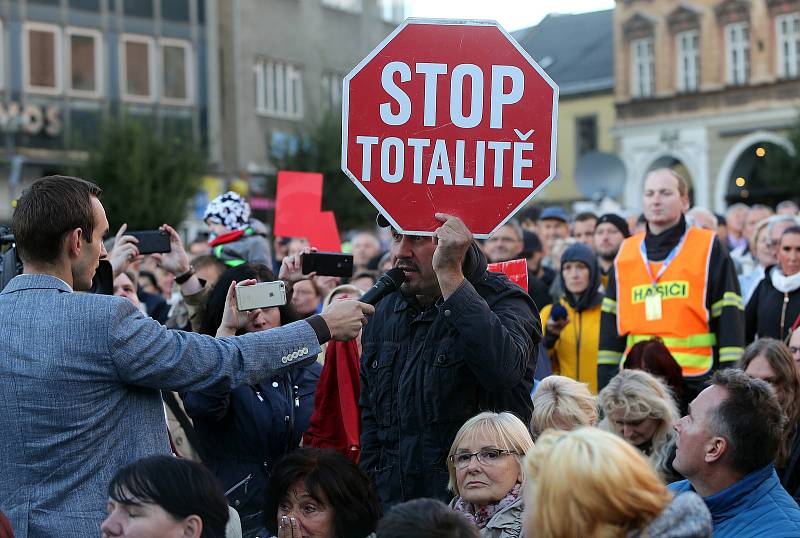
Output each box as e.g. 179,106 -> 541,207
406,0 -> 615,32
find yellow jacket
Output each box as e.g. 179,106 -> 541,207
540,299 -> 601,393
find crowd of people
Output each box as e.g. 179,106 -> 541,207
2,171 -> 800,538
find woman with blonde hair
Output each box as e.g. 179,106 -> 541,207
598,369 -> 680,482
447,412 -> 534,537
522,428 -> 711,538
530,375 -> 597,440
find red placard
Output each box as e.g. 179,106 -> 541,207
342,19 -> 558,238
487,258 -> 529,291
273,171 -> 342,252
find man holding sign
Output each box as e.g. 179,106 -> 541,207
343,19 -> 551,506
359,213 -> 540,506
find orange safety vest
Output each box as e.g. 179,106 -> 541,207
614,226 -> 716,377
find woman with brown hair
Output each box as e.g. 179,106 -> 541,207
738,338 -> 800,499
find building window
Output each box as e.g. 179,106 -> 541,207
321,0 -> 362,13
576,116 -> 597,156
379,0 -> 406,23
776,13 -> 800,79
631,37 -> 654,98
24,23 -> 62,94
321,72 -> 342,110
676,30 -> 700,92
120,34 -> 155,102
66,28 -> 102,97
162,0 -> 190,22
255,59 -> 303,120
123,0 -> 153,18
69,0 -> 100,10
725,22 -> 750,86
160,39 -> 193,105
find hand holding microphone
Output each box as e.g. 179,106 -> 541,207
320,268 -> 405,341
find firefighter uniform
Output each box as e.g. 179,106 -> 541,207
598,217 -> 745,391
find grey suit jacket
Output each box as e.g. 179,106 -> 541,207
0,274 -> 321,538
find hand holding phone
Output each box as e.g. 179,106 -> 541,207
128,230 -> 171,255
236,281 -> 287,311
301,252 -> 354,277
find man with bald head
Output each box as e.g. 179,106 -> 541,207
598,169 -> 745,398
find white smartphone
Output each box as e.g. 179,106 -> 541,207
235,281 -> 287,311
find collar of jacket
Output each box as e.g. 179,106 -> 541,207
702,464 -> 777,521
644,214 -> 687,262
394,241 -> 487,313
1,273 -> 72,294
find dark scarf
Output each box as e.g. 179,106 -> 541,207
644,215 -> 687,262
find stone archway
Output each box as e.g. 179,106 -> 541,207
714,131 -> 793,212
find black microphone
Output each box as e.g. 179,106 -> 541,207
360,268 -> 406,305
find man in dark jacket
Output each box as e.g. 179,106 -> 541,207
359,213 -> 540,508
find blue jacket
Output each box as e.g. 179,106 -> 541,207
182,363 -> 321,533
669,465 -> 800,537
0,274 -> 320,538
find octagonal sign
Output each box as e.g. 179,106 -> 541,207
342,18 -> 558,238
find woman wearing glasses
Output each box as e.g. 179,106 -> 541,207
447,412 -> 534,537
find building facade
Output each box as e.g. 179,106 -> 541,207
216,0 -> 405,195
514,10 -> 617,203
0,0 -> 212,222
614,0 -> 800,211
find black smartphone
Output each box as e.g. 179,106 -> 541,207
301,252 -> 354,277
129,230 -> 171,255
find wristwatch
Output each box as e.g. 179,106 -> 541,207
174,266 -> 195,285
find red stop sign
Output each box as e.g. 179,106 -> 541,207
342,19 -> 558,238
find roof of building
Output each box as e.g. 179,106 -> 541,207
512,9 -> 614,96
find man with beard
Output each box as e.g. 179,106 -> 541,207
359,213 -> 540,508
594,214 -> 630,289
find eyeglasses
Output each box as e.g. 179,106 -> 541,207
449,449 -> 518,469
790,346 -> 800,356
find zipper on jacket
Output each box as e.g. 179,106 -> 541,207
225,473 -> 253,497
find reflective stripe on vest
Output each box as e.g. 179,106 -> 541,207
614,226 -> 716,377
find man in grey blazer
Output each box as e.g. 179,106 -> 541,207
0,175 -> 373,538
